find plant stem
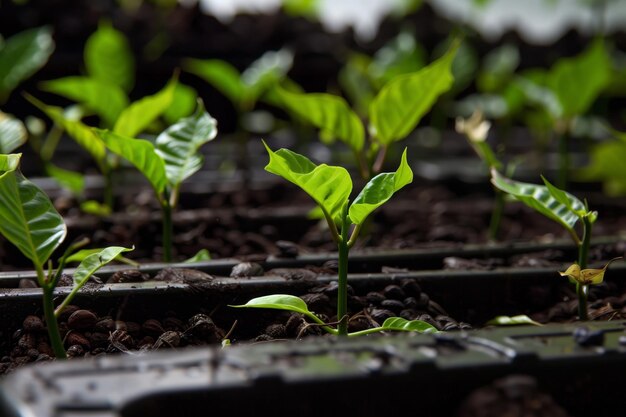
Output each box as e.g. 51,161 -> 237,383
488,189 -> 505,241
161,200 -> 173,263
37,265 -> 67,359
575,215 -> 593,321
557,130 -> 570,191
337,204 -> 350,336
103,167 -> 114,211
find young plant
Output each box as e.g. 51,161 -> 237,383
94,99 -> 217,262
489,168 -> 617,321
231,142 -> 437,336
273,41 -> 459,179
456,109 -> 512,241
513,38 -> 612,189
0,153 -> 132,359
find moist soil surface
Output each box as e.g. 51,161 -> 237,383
1,173 -> 626,417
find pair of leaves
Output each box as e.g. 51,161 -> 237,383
263,141 -> 413,226
275,41 -> 458,154
184,48 -> 293,110
490,168 -> 596,237
96,100 -> 217,199
231,294 -> 437,334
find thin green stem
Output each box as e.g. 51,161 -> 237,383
557,130 -> 570,191
37,265 -> 66,359
337,204 -> 350,336
576,215 -> 593,321
488,189 -> 505,242
161,199 -> 173,263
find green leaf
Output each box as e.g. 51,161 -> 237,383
0,111 -> 27,153
230,294 -> 312,315
26,94 -> 107,162
241,48 -> 293,104
96,129 -> 167,194
0,153 -> 66,268
45,163 -> 85,195
79,200 -> 111,217
381,317 -> 438,333
348,148 -> 413,225
0,26 -> 55,102
155,99 -> 217,187
84,21 -> 135,92
490,168 -> 587,232
183,249 -> 211,263
369,41 -> 457,145
183,58 -> 244,106
163,83 -> 198,125
72,246 -> 133,288
579,137 -> 626,196
485,315 -> 542,326
39,76 -> 129,127
369,30 -> 426,88
546,38 -> 612,118
113,76 -> 176,137
275,88 -> 364,152
263,140 -> 352,223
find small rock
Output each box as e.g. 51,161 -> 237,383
230,262 -> 264,277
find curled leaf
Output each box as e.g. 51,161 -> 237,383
559,257 -> 622,285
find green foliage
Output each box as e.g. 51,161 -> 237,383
0,111 -> 27,153
183,249 -> 211,263
579,131 -> 626,196
184,48 -> 293,111
490,168 -> 596,236
84,21 -> 135,92
39,76 -> 129,127
275,89 -> 364,152
369,42 -> 457,145
0,153 -> 66,267
0,26 -> 55,103
0,153 -> 132,358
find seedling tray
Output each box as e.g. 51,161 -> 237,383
1,320 -> 625,417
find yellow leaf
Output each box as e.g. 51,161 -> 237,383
559,257 -> 622,285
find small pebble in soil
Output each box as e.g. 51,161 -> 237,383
230,262 -> 264,277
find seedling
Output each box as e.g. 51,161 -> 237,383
232,142 -> 437,336
490,169 -> 617,321
273,41 -> 459,179
513,38 -> 612,189
95,99 -> 217,262
0,153 -> 132,359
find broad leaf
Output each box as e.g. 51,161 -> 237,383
369,42 -> 457,145
155,100 -> 217,187
96,129 -> 167,194
85,21 -> 135,92
485,315 -> 542,326
369,30 -> 426,88
0,154 -> 66,268
241,48 -> 293,104
546,38 -> 611,118
0,111 -> 27,153
65,247 -> 134,265
72,246 -> 133,288
579,138 -> 626,196
348,148 -> 413,225
381,317 -> 438,333
263,141 -> 352,222
40,76 -> 128,127
26,95 -> 106,162
230,294 -> 312,315
184,58 -> 244,106
276,88 -> 364,152
113,76 -> 176,137
490,168 -> 587,232
0,26 -> 54,102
